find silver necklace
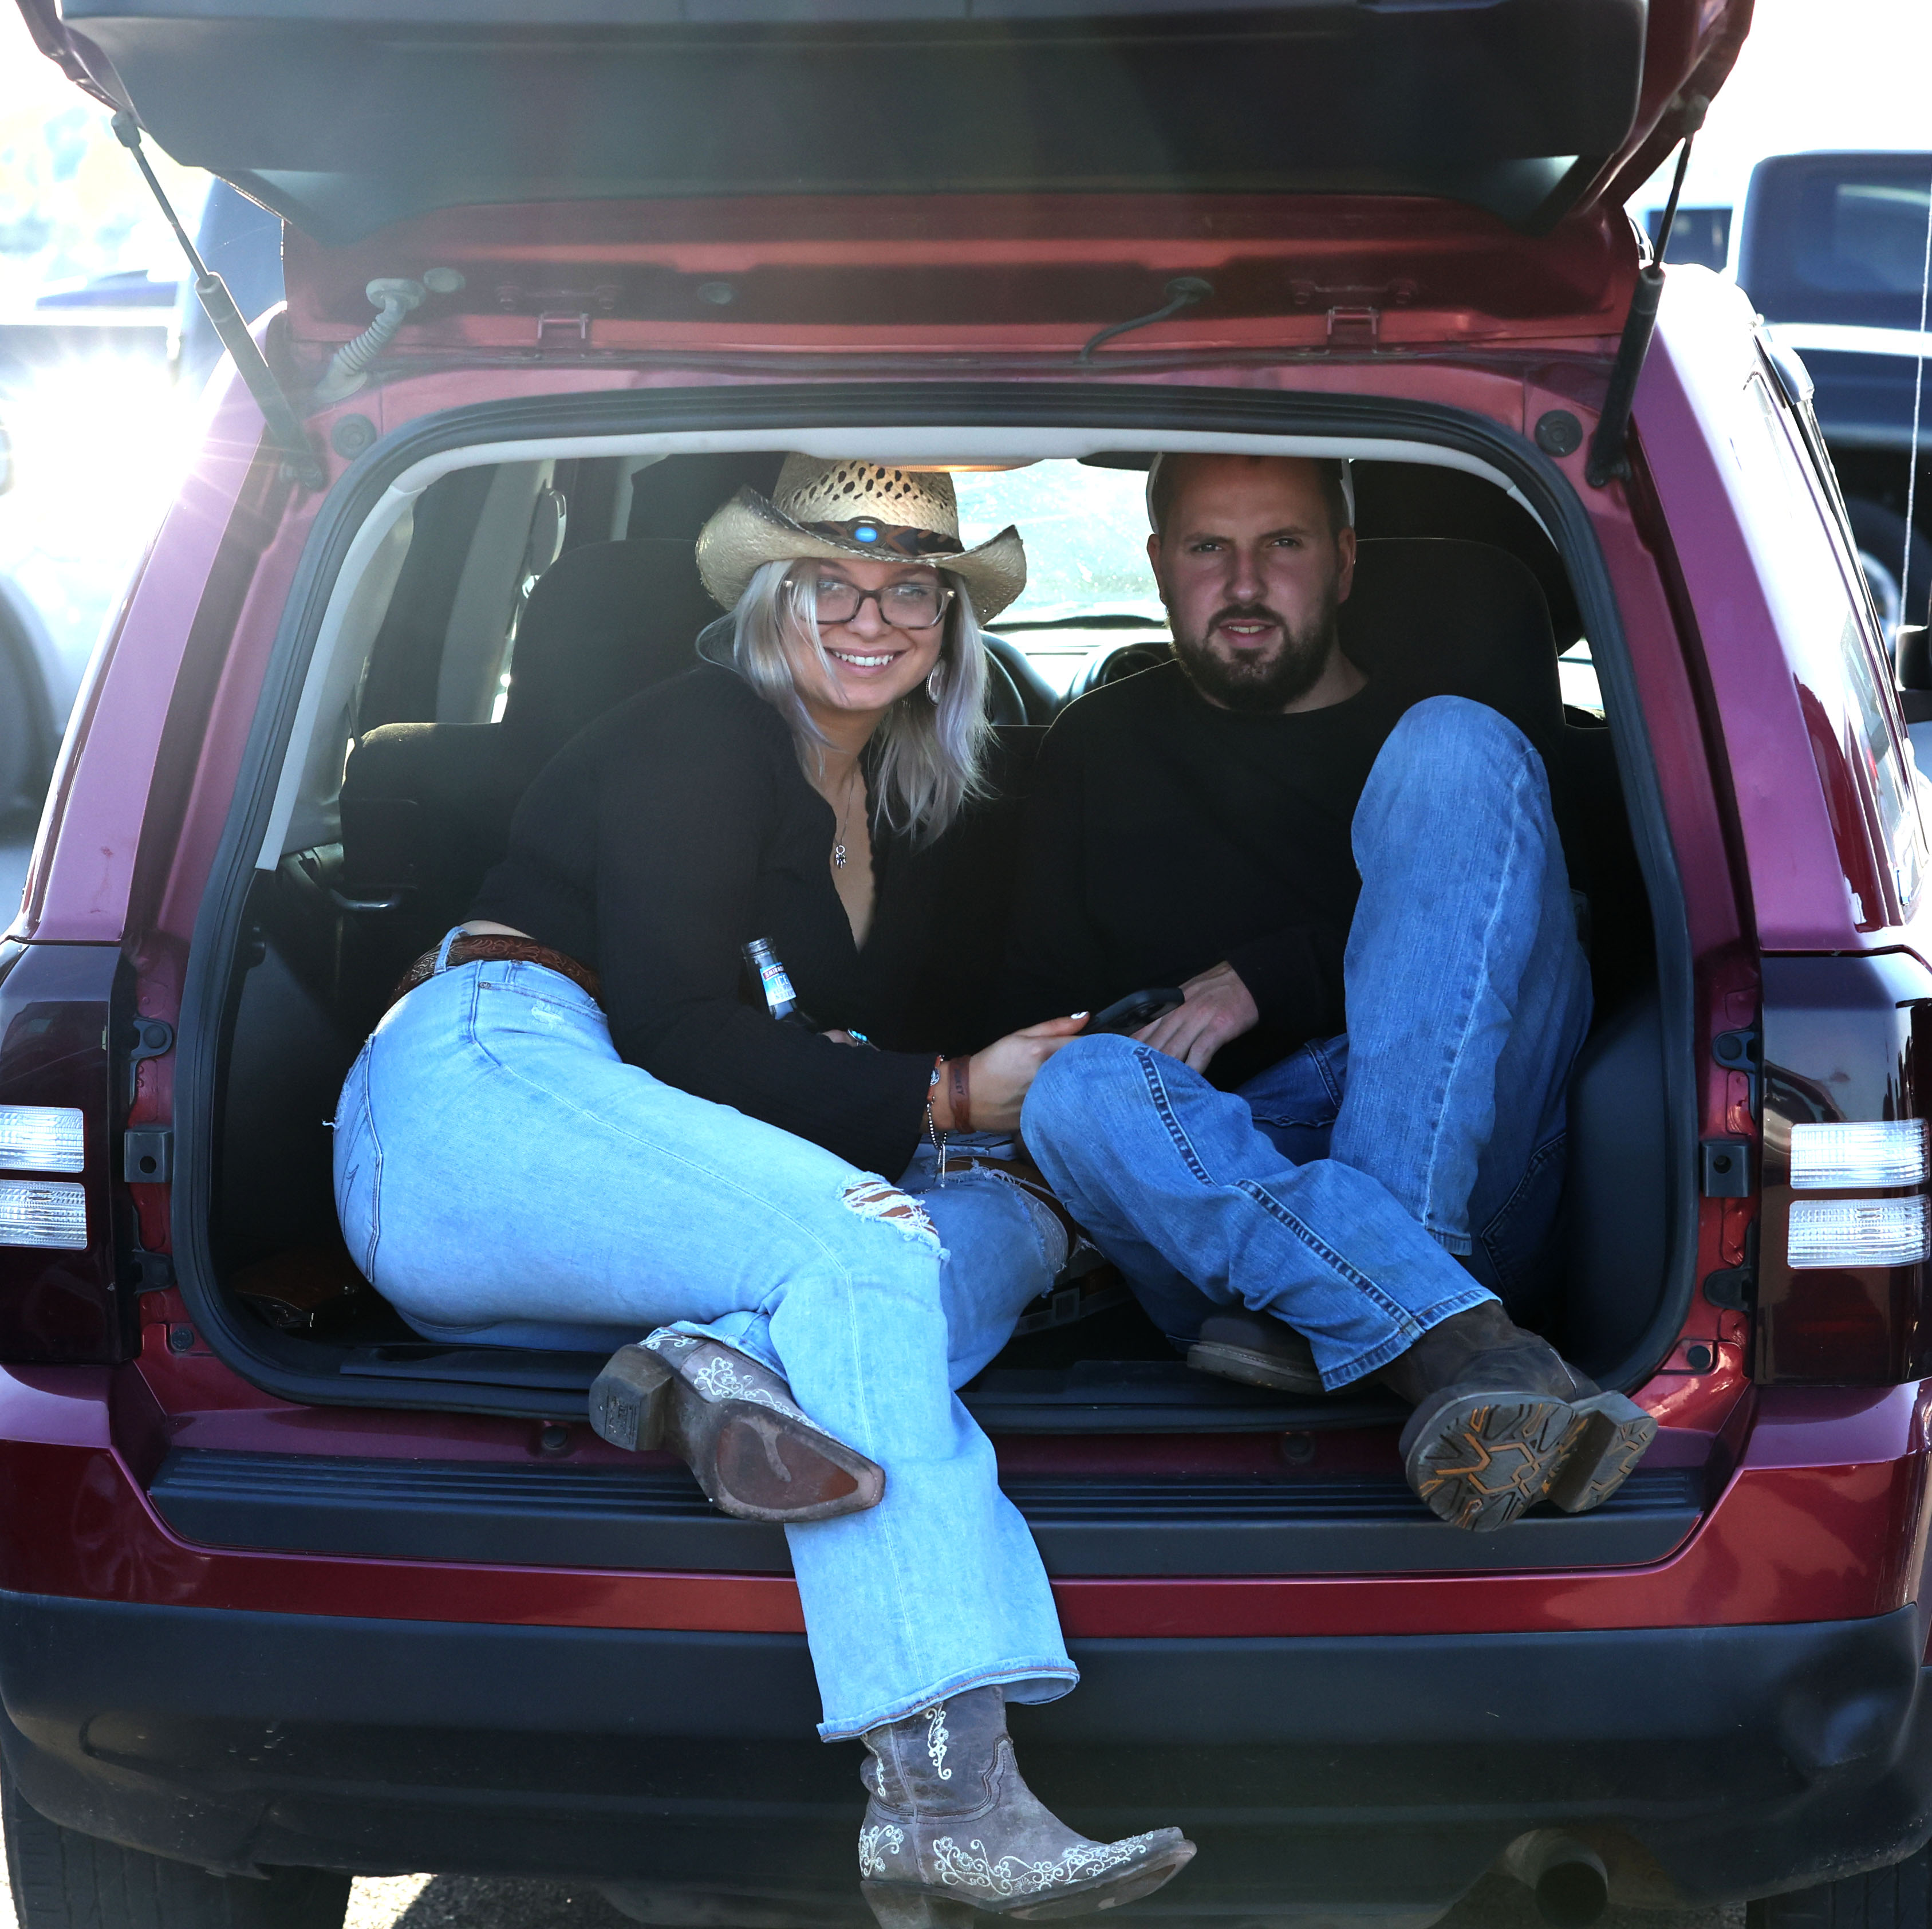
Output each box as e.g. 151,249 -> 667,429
831,768 -> 863,871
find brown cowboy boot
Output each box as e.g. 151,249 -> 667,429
1378,1300 -> 1656,1533
857,1685 -> 1194,1926
590,1329 -> 884,1524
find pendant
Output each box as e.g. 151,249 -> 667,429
833,844 -> 847,869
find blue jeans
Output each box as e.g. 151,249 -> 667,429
1022,696 -> 1593,1391
332,939 -> 1074,1741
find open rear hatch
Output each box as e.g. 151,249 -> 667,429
21,0 -> 1749,356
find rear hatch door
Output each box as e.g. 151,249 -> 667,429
21,0 -> 1751,349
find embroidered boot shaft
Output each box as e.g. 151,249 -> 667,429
590,1329 -> 884,1523
857,1686 -> 1194,1926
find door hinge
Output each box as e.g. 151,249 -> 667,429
124,1128 -> 174,1186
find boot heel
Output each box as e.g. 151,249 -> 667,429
862,1884 -> 977,1929
1547,1392 -> 1657,1514
589,1345 -> 673,1452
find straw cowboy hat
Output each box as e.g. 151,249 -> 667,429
696,456 -> 1027,621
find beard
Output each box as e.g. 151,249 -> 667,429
1170,591 -> 1341,713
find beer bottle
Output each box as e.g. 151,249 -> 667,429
743,937 -> 815,1029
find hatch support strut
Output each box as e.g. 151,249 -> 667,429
1585,99 -> 1708,491
110,115 -> 326,492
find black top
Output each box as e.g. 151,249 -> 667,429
1002,660 -> 1410,1086
470,664 -> 949,1177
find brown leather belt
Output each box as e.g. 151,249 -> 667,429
386,935 -> 603,1018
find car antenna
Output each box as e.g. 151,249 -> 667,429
1079,278 -> 1215,365
109,113 -> 326,492
1584,97 -> 1709,490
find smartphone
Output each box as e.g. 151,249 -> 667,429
1089,987 -> 1185,1034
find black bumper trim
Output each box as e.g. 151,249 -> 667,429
1,1589 -> 1928,1911
145,1448 -> 1702,1576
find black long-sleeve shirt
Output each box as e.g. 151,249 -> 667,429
471,664 -> 957,1177
1002,660 -> 1409,1086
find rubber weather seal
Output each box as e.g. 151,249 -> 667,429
172,381 -> 1696,1421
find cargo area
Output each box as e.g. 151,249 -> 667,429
193,429 -> 1685,1477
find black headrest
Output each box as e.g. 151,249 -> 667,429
1339,538 -> 1562,760
628,453 -> 786,540
501,539 -> 719,765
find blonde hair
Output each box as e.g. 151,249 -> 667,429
729,558 -> 992,844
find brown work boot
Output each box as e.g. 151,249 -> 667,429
1378,1300 -> 1655,1533
1186,1309 -> 1326,1395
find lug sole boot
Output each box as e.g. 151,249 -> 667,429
858,1686 -> 1194,1926
1383,1301 -> 1656,1533
1185,1310 -> 1325,1395
590,1330 -> 885,1524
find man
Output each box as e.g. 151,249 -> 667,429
1008,452 -> 1653,1533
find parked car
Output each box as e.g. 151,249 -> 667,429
3,1 -> 1931,1926
1738,149 -> 1932,630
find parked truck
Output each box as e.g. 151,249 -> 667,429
1737,150 -> 1932,631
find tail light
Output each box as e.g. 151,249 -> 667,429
1756,952 -> 1932,1383
0,942 -> 134,1364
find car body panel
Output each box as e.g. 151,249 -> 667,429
1639,268 -> 1930,955
2,1364 -> 1926,1640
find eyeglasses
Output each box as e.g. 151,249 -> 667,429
803,575 -> 953,631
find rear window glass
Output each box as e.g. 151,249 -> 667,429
1744,155 -> 1932,328
955,462 -> 1166,695
1803,179 -> 1932,298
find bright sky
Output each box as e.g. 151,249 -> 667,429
1631,0 -> 1932,218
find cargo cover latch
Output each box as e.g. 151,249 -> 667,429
1326,306 -> 1380,348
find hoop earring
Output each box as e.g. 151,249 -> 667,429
926,664 -> 947,703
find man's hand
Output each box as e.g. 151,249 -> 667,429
1135,962 -> 1258,1073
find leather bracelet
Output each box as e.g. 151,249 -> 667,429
948,1055 -> 973,1135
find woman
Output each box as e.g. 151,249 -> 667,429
332,458 -> 1196,1926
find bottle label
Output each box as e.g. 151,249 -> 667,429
759,960 -> 797,1009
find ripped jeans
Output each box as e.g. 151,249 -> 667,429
332,945 -> 1074,1741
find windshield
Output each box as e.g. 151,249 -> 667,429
955,461 -> 1166,695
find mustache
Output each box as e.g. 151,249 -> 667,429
1206,603 -> 1288,636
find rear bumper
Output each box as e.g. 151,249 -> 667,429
4,1589 -> 1930,1916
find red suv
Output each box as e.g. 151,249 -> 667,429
5,2 -> 1932,1926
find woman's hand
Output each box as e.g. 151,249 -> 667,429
935,1014 -> 1089,1133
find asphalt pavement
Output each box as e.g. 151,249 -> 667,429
0,1837 -> 1750,1929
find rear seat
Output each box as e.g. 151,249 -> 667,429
338,537 -> 726,970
